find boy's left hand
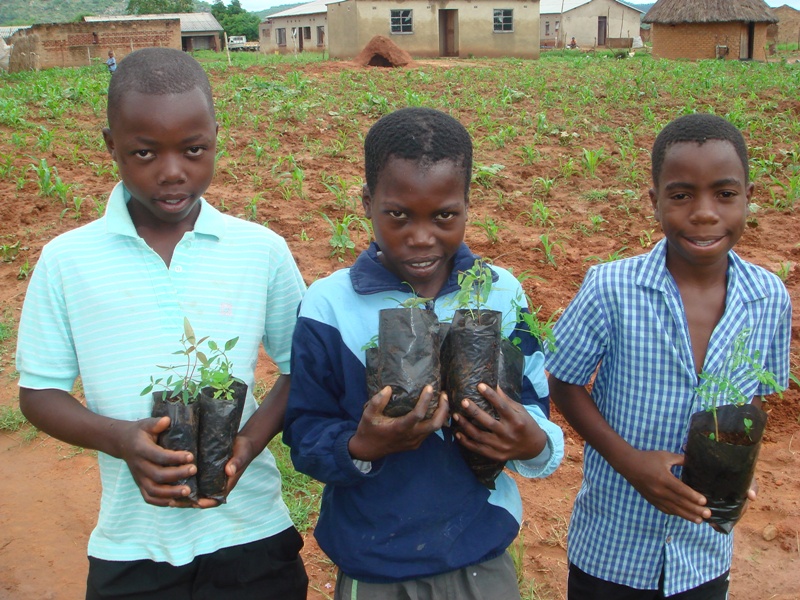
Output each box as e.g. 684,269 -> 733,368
453,383 -> 546,462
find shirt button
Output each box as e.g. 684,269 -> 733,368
666,536 -> 672,544
174,266 -> 183,273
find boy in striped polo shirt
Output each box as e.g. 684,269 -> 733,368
16,48 -> 308,599
545,114 -> 791,598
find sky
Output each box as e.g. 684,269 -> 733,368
235,0 -> 800,12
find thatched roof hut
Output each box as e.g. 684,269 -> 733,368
643,0 -> 777,25
643,0 -> 776,61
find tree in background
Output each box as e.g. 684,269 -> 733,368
127,0 -> 195,14
211,0 -> 261,41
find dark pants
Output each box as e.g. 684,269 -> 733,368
568,563 -> 729,600
86,527 -> 308,600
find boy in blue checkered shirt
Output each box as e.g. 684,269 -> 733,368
545,114 -> 791,599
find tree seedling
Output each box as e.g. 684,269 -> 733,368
695,329 -> 782,441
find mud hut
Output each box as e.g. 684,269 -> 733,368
643,0 -> 777,61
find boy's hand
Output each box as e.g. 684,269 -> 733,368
452,383 -> 546,462
348,385 -> 449,462
119,416 -> 198,508
620,449 -> 711,524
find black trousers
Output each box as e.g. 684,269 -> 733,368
86,527 -> 308,600
568,563 -> 729,600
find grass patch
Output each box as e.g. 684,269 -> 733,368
269,438 -> 323,533
0,404 -> 38,441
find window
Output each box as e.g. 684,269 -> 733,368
317,25 -> 325,46
303,26 -> 311,40
276,28 -> 286,46
494,9 -> 513,32
391,9 -> 413,34
545,21 -> 550,36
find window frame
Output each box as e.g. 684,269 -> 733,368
493,8 -> 514,33
390,9 -> 414,34
276,27 -> 286,46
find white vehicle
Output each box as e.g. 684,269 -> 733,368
227,36 -> 259,51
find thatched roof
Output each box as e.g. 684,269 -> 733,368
643,0 -> 777,24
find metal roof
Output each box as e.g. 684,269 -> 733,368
0,26 -> 28,40
84,12 -> 223,33
265,0 -> 344,20
540,0 -> 645,14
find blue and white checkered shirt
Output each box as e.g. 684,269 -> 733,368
545,239 -> 791,595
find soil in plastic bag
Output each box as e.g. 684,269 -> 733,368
682,403 -> 767,534
151,392 -> 199,502
197,380 -> 248,503
442,309 -> 505,488
375,307 -> 441,419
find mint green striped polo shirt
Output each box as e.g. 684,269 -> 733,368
16,182 -> 306,565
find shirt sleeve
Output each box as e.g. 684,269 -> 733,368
262,238 -> 306,374
759,286 -> 792,395
283,310 -> 384,487
545,267 -> 609,386
16,247 -> 79,391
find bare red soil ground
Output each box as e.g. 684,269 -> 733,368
0,57 -> 798,599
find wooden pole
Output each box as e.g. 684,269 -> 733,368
224,31 -> 231,65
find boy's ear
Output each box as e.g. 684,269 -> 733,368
101,127 -> 116,161
648,187 -> 659,219
745,181 -> 754,203
362,184 -> 373,218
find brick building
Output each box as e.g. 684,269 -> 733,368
8,19 -> 181,72
85,13 -> 223,52
643,0 -> 777,61
769,4 -> 800,47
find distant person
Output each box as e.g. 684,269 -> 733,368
568,37 -> 578,49
545,113 -> 791,598
16,47 -> 308,599
105,49 -> 116,74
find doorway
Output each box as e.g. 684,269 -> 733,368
740,22 -> 755,59
597,16 -> 607,46
439,10 -> 458,57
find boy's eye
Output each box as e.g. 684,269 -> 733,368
437,212 -> 456,221
187,146 -> 205,157
387,210 -> 406,219
134,149 -> 152,158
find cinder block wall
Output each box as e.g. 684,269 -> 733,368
652,22 -> 769,61
10,20 -> 181,72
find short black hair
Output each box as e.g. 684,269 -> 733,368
364,107 -> 473,201
107,47 -> 214,126
651,113 -> 749,187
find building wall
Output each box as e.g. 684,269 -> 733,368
773,6 -> 800,46
329,0 -> 540,59
8,19 -> 181,72
541,0 -> 642,48
652,21 -> 770,61
261,14 -> 328,54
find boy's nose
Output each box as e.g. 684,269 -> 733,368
157,156 -> 187,185
690,195 -> 720,223
407,226 -> 435,247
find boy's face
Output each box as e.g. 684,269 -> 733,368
363,157 -> 467,298
650,139 -> 752,275
102,87 -> 217,228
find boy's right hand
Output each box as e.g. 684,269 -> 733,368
119,416 -> 198,508
621,449 -> 711,524
348,386 -> 449,462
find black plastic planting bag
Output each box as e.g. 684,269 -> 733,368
377,308 -> 441,418
197,380 -> 247,503
443,309 -> 505,488
682,403 -> 767,534
363,308 -> 441,419
151,392 -> 200,502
